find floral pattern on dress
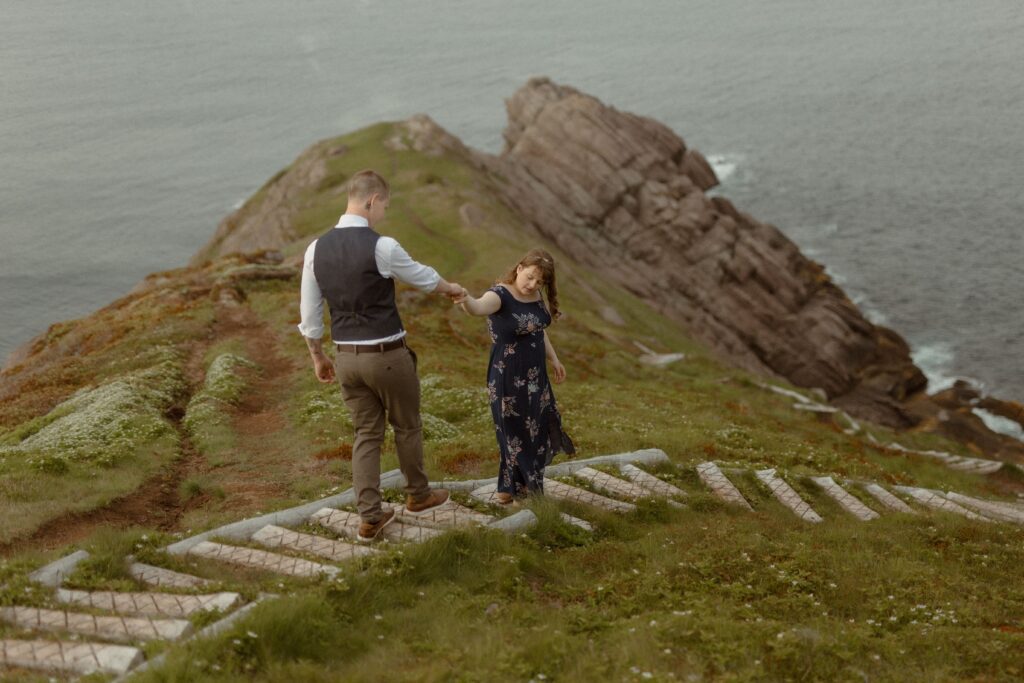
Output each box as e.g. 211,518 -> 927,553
485,285 -> 573,498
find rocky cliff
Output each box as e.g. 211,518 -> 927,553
189,78 -> 1024,460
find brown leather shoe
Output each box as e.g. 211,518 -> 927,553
404,489 -> 450,515
356,508 -> 396,542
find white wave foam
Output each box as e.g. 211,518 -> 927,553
911,341 -> 985,394
705,153 -> 744,184
973,407 -> 1024,442
231,197 -> 246,210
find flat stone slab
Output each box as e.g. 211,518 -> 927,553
792,403 -> 839,413
544,478 -> 637,513
755,469 -> 823,523
695,462 -> 753,510
0,638 -> 144,676
55,588 -> 241,618
893,486 -> 992,522
560,513 -> 594,532
573,467 -> 653,501
859,483 -> 916,513
188,540 -> 340,578
468,481 -> 636,513
943,492 -> 1024,525
393,499 -> 494,529
946,457 -> 1003,474
251,524 -> 377,562
619,464 -> 688,499
887,443 -> 1003,474
469,483 -> 505,506
129,562 -> 213,589
0,606 -> 192,643
810,476 -> 879,521
310,508 -> 444,544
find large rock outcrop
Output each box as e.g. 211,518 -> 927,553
483,78 -> 927,428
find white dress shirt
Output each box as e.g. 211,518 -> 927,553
298,214 -> 442,344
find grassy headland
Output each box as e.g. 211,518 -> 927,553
1,121 -> 1022,681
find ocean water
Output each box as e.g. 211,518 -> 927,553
2,0 -> 1022,400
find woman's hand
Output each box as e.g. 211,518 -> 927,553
452,286 -> 469,304
551,359 -> 566,384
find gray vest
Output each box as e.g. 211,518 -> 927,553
313,226 -> 404,342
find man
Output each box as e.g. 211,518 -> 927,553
298,169 -> 461,541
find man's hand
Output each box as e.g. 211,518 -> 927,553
551,359 -> 567,384
312,351 -> 335,383
444,282 -> 464,300
452,286 -> 469,304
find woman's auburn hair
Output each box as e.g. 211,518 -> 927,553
499,249 -> 561,320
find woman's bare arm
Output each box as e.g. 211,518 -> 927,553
456,289 -> 501,316
544,330 -> 566,383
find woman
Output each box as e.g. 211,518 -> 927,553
455,249 -> 575,504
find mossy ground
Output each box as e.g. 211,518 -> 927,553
1,122 -> 1022,681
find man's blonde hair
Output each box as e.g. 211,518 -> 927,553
347,170 -> 390,202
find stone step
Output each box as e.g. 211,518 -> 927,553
618,464 -> 688,499
859,483 -> 917,513
809,476 -> 879,521
893,487 -> 992,522
1,638 -> 144,676
251,524 -> 378,562
754,469 -> 823,523
309,508 -> 444,543
560,513 -> 594,532
467,481 -> 636,513
544,478 -> 637,513
0,606 -> 192,643
469,483 -> 506,506
947,457 -> 1003,474
695,462 -> 754,510
393,499 -> 495,529
187,540 -> 340,578
792,403 -> 839,414
942,492 -> 1024,525
129,562 -> 213,589
572,467 -> 653,501
55,588 -> 242,619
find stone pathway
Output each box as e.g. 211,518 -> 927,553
0,639 -> 144,677
893,486 -> 992,522
251,525 -> 378,562
0,606 -> 193,643
310,508 -> 445,543
392,499 -> 494,528
810,476 -> 879,521
858,483 -> 917,514
187,541 -> 341,578
8,448 -> 1024,680
55,588 -> 242,618
572,467 -> 654,501
619,463 -> 688,499
543,478 -> 638,513
695,461 -> 754,510
129,562 -> 213,589
755,469 -> 824,523
942,492 -> 1024,525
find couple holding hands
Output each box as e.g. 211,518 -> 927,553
298,170 -> 574,541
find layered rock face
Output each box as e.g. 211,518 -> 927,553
484,78 -> 927,428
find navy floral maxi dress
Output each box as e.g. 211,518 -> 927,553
486,285 -> 574,497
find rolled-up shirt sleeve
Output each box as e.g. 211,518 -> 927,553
297,239 -> 325,339
377,236 -> 441,292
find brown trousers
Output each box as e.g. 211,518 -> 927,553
334,345 -> 430,522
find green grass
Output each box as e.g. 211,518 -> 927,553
2,118 -> 1023,680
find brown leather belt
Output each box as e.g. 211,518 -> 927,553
335,338 -> 407,354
